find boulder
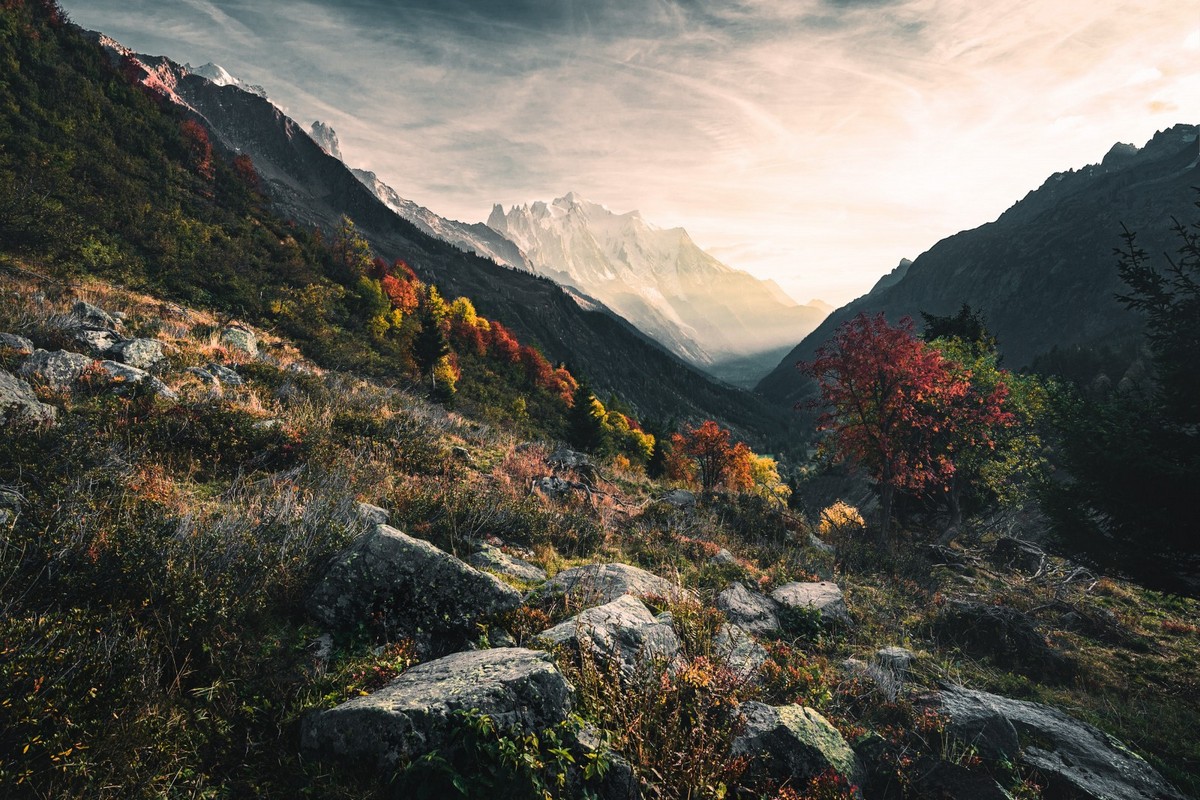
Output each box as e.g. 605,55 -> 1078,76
548,446 -> 601,485
71,328 -> 121,356
716,583 -> 781,636
926,685 -> 1186,800
771,581 -> 851,627
469,545 -> 547,583
533,475 -> 586,501
220,326 -> 257,357
205,362 -> 243,386
807,532 -> 836,555
68,300 -> 118,330
660,489 -> 696,510
0,369 -> 56,425
187,367 -> 219,386
0,332 -> 35,357
308,524 -> 522,648
354,501 -> 390,525
574,725 -> 642,800
543,563 -> 685,607
538,595 -> 682,676
709,548 -> 737,566
713,623 -> 768,681
109,338 -> 165,370
932,601 -> 1073,681
19,349 -> 91,389
874,646 -> 915,680
731,702 -> 863,789
301,648 -> 573,770
98,360 -> 176,399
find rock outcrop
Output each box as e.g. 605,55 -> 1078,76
924,685 -> 1186,800
542,563 -> 685,607
731,702 -> 862,790
301,648 -> 574,770
771,581 -> 851,627
932,601 -> 1073,681
469,545 -> 547,583
0,369 -> 56,425
716,582 -> 781,636
539,595 -> 681,676
308,524 -> 522,648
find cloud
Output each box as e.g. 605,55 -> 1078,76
65,0 -> 1200,306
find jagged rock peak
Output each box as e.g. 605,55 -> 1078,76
309,120 -> 343,161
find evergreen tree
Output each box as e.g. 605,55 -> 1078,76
567,381 -> 606,453
413,309 -> 450,390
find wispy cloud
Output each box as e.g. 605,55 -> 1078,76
67,0 -> 1199,305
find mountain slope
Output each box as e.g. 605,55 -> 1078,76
488,194 -> 829,383
757,125 -> 1200,406
97,39 -> 784,439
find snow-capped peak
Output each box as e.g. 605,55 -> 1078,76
184,61 -> 270,100
309,120 -> 343,161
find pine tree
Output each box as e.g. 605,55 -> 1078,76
567,381 -> 606,453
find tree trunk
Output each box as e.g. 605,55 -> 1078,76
879,482 -> 894,543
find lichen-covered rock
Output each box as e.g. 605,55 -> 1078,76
925,685 -> 1186,800
300,648 -> 573,770
67,300 -> 118,331
354,501 -> 390,526
220,326 -> 257,357
660,489 -> 696,510
874,646 -> 915,679
469,545 -> 547,583
771,581 -> 851,627
109,338 -> 165,369
72,328 -> 121,356
205,362 -> 243,386
308,524 -> 522,647
731,702 -> 863,790
542,563 -> 686,609
539,595 -> 681,676
716,582 -> 781,635
709,548 -> 737,566
19,349 -> 92,389
0,369 -> 56,425
98,360 -> 176,399
0,332 -> 35,357
713,623 -> 768,681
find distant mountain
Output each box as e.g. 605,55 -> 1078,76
97,36 -> 784,441
309,120 -> 343,161
757,125 -> 1200,406
184,61 -> 270,101
488,194 -> 829,384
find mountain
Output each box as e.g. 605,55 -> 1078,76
309,120 -> 343,161
97,36 -> 784,440
184,61 -> 269,101
757,125 -> 1200,406
487,194 -> 829,384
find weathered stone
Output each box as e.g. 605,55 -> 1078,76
19,349 -> 92,389
548,446 -> 601,485
771,581 -> 851,627
874,646 -> 915,680
539,595 -> 681,677
660,489 -> 696,510
0,333 -> 34,357
709,548 -> 737,566
308,524 -> 522,647
98,360 -> 177,399
354,501 -> 390,526
807,532 -> 836,555
716,582 -> 781,635
109,338 -> 165,369
72,328 -> 121,355
543,563 -> 685,607
0,369 -> 56,425
932,601 -> 1073,681
469,545 -> 547,583
713,623 -> 768,681
926,685 -> 1186,800
206,362 -> 243,386
220,326 -> 257,357
534,475 -> 578,500
300,648 -> 573,770
574,726 -> 642,800
68,300 -> 118,331
731,702 -> 863,789
187,367 -> 218,385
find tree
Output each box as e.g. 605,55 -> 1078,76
413,307 -> 450,391
672,420 -> 737,495
567,381 -> 607,453
1044,205 -> 1200,595
801,313 -> 1013,539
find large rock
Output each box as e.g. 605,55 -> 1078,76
99,360 -> 176,399
538,595 -> 681,677
0,369 -> 56,425
308,524 -> 522,647
220,326 -> 257,357
205,362 -> 243,386
926,685 -> 1186,800
301,648 -> 573,770
716,582 -> 781,636
71,327 -> 121,356
731,702 -> 862,789
109,338 -> 165,370
660,489 -> 696,511
19,349 -> 92,389
0,332 -> 35,357
771,581 -> 851,627
67,300 -> 118,330
469,545 -> 547,583
543,563 -> 685,607
932,601 -> 1073,681
713,623 -> 769,681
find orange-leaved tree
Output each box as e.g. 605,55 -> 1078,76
671,420 -> 752,495
800,312 -> 1012,539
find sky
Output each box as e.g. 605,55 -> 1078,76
68,0 -> 1200,307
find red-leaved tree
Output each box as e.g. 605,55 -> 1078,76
672,420 -> 739,495
801,313 -> 1012,539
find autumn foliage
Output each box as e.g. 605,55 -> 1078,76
801,313 -> 1013,537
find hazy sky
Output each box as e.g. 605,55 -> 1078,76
68,0 -> 1199,306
